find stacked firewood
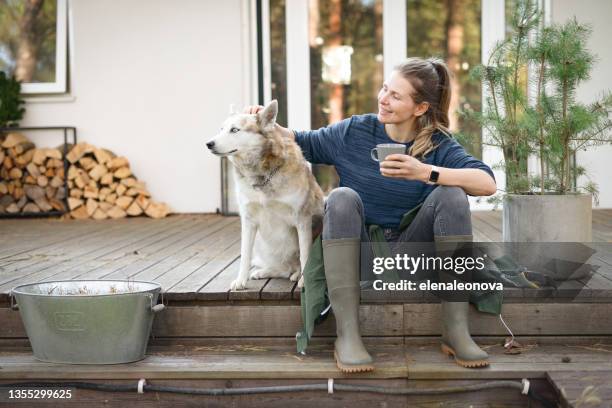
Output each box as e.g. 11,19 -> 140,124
0,133 -> 171,219
0,133 -> 66,214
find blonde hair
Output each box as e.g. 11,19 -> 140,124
393,57 -> 452,159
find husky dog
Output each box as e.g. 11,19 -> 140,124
206,100 -> 324,290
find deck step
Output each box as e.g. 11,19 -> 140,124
3,302 -> 612,339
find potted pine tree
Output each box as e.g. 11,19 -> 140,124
464,0 -> 612,245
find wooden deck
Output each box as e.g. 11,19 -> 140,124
1,211 -> 611,304
1,211 -> 612,407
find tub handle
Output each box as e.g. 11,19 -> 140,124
9,291 -> 18,311
146,293 -> 166,314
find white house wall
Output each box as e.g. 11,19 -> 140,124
552,0 -> 612,208
20,0 -> 247,213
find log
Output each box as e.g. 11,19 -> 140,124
100,172 -> 113,185
115,196 -> 133,210
32,149 -> 47,165
13,187 -> 24,200
3,156 -> 13,169
108,156 -> 129,170
126,200 -> 143,216
67,165 -> 79,180
44,167 -> 54,178
48,198 -> 65,211
113,166 -> 131,179
46,158 -> 63,168
105,193 -> 117,204
92,208 -> 108,220
50,176 -> 63,188
136,195 -> 150,211
107,205 -> 127,219
70,205 -> 89,220
78,156 -> 96,171
45,186 -> 56,199
66,143 -> 93,163
16,195 -> 27,209
0,149 -> 4,164
89,164 -> 108,181
9,167 -> 22,179
137,201 -> 169,218
22,202 -> 41,213
46,148 -> 63,160
83,186 -> 98,199
98,201 -> 113,212
86,198 -> 98,217
55,186 -> 66,200
121,177 -> 137,187
68,197 -> 84,211
0,182 -> 7,195
93,148 -> 114,165
69,189 -> 83,199
34,197 -> 52,212
115,183 -> 127,196
24,185 -> 45,201
36,175 -> 49,187
1,133 -> 29,148
15,149 -> 34,167
6,203 -> 19,213
15,141 -> 35,155
26,162 -> 41,178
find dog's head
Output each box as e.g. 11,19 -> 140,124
206,100 -> 278,158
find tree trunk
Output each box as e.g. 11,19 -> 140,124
14,0 -> 45,82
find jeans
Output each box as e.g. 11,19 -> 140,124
322,185 -> 474,295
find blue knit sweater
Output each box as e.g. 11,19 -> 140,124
294,114 -> 495,229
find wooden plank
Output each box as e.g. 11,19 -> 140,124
0,217 -> 152,261
72,215 -> 220,280
197,257 -> 240,300
0,343 -> 408,380
403,303 -> 612,336
155,226 -> 241,298
260,278 -> 297,301
0,216 -> 196,296
547,371 -> 612,408
0,216 -> 183,292
0,217 -> 151,271
151,305 -> 403,338
126,217 -> 239,282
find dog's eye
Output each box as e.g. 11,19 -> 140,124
230,127 -> 240,133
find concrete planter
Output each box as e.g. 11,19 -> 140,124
502,193 -> 593,280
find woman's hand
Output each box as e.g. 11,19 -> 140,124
379,154 -> 430,182
244,105 -> 264,114
242,105 -> 295,140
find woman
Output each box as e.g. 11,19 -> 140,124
246,57 -> 496,372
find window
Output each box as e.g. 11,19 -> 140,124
0,0 -> 68,94
406,0 -> 482,158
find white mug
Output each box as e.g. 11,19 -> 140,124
371,143 -> 407,162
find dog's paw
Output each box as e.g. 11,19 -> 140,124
289,270 -> 301,282
230,278 -> 249,291
297,275 -> 305,288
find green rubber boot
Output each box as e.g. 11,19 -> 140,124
435,235 -> 489,368
440,301 -> 489,368
323,238 -> 374,373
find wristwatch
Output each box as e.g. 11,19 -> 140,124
427,165 -> 440,185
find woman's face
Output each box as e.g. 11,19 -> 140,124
377,70 -> 427,126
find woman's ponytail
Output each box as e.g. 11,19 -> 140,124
394,57 -> 453,159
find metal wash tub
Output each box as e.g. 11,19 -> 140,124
10,280 -> 165,364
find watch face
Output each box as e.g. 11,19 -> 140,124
430,170 -> 440,183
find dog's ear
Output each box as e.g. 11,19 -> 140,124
257,100 -> 278,129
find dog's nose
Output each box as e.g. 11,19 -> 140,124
206,141 -> 215,150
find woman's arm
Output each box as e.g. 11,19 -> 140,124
380,154 -> 497,196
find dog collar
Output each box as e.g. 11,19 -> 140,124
252,165 -> 281,189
